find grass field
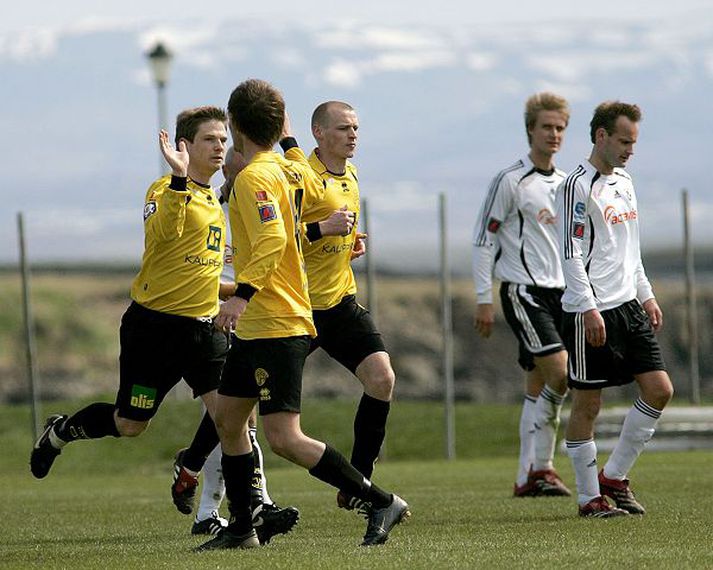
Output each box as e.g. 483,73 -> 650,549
2,398 -> 712,569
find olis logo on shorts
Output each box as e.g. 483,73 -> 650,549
260,388 -> 271,402
130,385 -> 157,409
255,368 -> 269,387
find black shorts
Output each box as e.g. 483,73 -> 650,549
116,302 -> 228,421
219,335 -> 310,415
562,299 -> 667,390
499,283 -> 565,371
311,295 -> 386,373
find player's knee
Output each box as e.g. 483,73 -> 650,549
573,397 -> 601,423
643,379 -> 674,410
115,418 -> 148,437
364,367 -> 395,400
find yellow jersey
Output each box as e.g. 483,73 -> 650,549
131,175 -> 225,318
302,150 -> 360,310
230,150 -> 322,339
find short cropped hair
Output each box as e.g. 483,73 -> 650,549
311,101 -> 355,129
524,92 -> 570,144
175,106 -> 226,145
227,79 -> 285,148
590,101 -> 642,143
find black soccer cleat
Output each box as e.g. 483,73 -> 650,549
191,511 -> 228,536
30,414 -> 67,479
253,503 -> 300,545
172,448 -> 199,515
193,528 -> 260,551
361,494 -> 410,546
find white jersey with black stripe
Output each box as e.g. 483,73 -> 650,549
472,156 -> 565,304
555,160 -> 654,313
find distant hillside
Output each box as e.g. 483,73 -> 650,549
0,271 -> 711,404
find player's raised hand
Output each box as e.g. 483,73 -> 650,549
159,129 -> 189,177
281,110 -> 293,140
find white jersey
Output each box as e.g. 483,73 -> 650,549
220,200 -> 234,283
555,160 -> 654,313
472,156 -> 565,304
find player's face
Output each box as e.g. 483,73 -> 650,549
185,119 -> 228,177
599,116 -> 638,169
529,110 -> 567,157
319,108 -> 359,160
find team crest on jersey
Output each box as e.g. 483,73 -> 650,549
143,201 -> 157,220
255,191 -> 269,202
341,182 -> 350,192
487,217 -> 502,233
573,222 -> 585,239
258,203 -> 277,223
255,368 -> 269,386
574,202 -> 586,219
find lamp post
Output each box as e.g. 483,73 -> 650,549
146,42 -> 173,176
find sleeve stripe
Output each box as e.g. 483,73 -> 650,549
474,160 -> 524,246
562,165 -> 586,260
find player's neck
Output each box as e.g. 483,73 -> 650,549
588,150 -> 614,175
316,148 -> 347,175
186,165 -> 214,187
528,149 -> 554,171
242,139 -> 273,163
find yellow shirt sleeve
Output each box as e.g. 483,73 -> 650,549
143,177 -> 192,242
231,168 -> 287,291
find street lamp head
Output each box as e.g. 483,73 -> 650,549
146,42 -> 173,87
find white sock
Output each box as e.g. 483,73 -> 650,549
603,398 -> 661,481
532,385 -> 565,471
516,396 -> 537,486
195,444 -> 225,522
566,439 -> 600,506
250,428 -> 273,505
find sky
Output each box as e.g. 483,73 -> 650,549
1,1 -> 712,270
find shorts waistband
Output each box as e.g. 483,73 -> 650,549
129,301 -> 214,325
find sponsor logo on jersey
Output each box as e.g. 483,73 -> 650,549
604,206 -> 637,225
184,255 -> 221,268
130,385 -> 157,409
487,217 -> 502,233
206,225 -> 222,252
255,368 -> 269,387
573,222 -> 585,239
574,202 -> 586,219
321,243 -> 352,255
341,182 -> 350,192
223,244 -> 233,265
255,191 -> 268,202
258,203 -> 277,223
143,201 -> 157,221
536,208 -> 556,225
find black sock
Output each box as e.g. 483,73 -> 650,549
248,427 -> 263,510
351,394 -> 390,478
55,402 -> 120,442
222,452 -> 255,535
309,444 -> 391,508
183,411 -> 220,472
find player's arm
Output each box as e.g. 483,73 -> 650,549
471,173 -> 514,337
218,280 -> 236,301
634,259 -> 662,331
556,178 -> 605,346
145,130 -> 192,241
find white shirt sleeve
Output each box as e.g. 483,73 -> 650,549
471,173 -> 515,304
635,259 -> 654,304
556,177 -> 597,313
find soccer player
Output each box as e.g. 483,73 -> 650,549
472,93 -> 572,497
196,79 -> 409,551
173,146 -> 299,540
294,100 -> 393,512
30,107 -> 229,481
556,101 -> 673,517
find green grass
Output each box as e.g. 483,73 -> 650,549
2,399 -> 712,569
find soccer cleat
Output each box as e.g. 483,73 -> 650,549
172,448 -> 199,515
525,468 -> 572,497
361,494 -> 410,546
578,496 -> 629,518
30,414 -> 68,479
513,480 -> 540,497
191,512 -> 228,536
253,503 -> 300,545
193,528 -> 260,551
598,470 -> 646,514
337,491 -> 372,515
